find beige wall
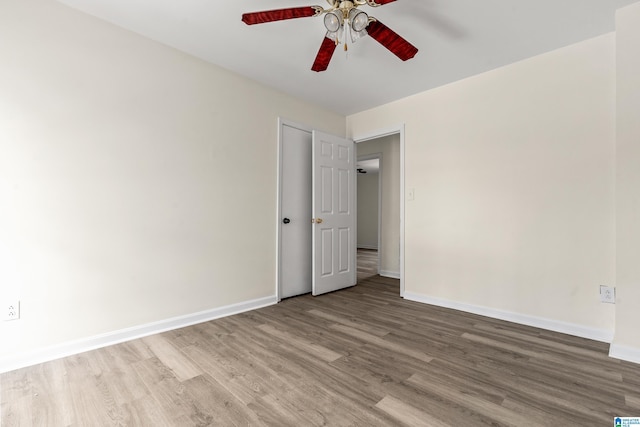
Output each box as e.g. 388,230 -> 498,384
613,2 -> 640,358
348,34 -> 617,337
357,173 -> 379,249
0,0 -> 344,364
357,135 -> 401,277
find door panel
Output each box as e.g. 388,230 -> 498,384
312,131 -> 356,296
280,125 -> 312,298
321,229 -> 333,276
339,227 -> 350,272
321,166 -> 332,212
338,169 -> 350,213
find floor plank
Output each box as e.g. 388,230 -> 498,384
375,395 -> 444,427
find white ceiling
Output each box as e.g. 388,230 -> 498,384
56,0 -> 635,115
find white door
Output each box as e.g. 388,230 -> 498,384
280,125 -> 312,298
312,130 -> 356,296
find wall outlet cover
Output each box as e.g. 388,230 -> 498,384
600,286 -> 615,304
4,301 -> 20,321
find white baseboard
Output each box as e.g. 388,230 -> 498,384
380,270 -> 400,279
403,292 -> 614,343
0,295 -> 277,374
357,244 -> 378,250
609,344 -> 640,364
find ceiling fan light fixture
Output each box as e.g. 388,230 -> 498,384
350,27 -> 367,43
349,9 -> 369,32
324,10 -> 343,33
326,30 -> 340,43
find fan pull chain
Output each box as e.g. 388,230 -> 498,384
344,22 -> 349,52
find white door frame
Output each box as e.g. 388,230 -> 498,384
353,124 -> 406,297
276,118 -> 313,301
356,152 -> 383,275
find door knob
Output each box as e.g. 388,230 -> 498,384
316,218 -> 323,224
283,218 -> 291,224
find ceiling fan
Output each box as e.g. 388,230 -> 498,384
242,0 -> 418,72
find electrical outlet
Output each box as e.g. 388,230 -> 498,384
4,301 -> 20,321
600,286 -> 615,304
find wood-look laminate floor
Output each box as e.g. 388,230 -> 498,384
357,248 -> 379,282
2,250 -> 640,426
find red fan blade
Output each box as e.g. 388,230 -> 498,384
311,37 -> 337,72
365,0 -> 397,5
367,20 -> 418,61
242,6 -> 322,25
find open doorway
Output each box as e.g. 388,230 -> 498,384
354,126 -> 405,297
356,135 -> 401,281
356,155 -> 381,282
